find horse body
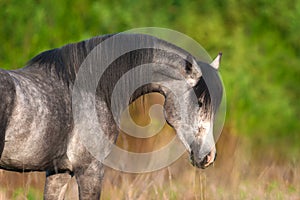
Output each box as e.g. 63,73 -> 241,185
0,63 -> 103,199
0,68 -> 72,171
0,34 -> 223,200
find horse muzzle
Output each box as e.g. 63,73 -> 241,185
190,148 -> 217,169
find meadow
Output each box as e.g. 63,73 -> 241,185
0,0 -> 299,199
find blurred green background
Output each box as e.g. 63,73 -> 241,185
1,0 -> 299,160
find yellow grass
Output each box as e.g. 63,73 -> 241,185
0,133 -> 299,199
0,94 -> 299,199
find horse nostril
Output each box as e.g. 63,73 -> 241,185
190,148 -> 216,169
199,155 -> 208,169
200,151 -> 216,169
203,155 -> 208,164
214,152 -> 217,161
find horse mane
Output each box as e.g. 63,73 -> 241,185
25,34 -> 221,113
26,34 -> 115,85
195,62 -> 223,115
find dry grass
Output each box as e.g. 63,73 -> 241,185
0,94 -> 299,199
1,132 -> 299,200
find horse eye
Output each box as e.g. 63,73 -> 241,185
198,101 -> 203,107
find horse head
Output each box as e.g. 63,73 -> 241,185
164,53 -> 223,169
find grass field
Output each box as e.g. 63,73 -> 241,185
0,132 -> 299,200
0,1 -> 299,199
0,94 -> 299,200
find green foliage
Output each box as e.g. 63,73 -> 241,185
0,0 -> 299,158
12,187 -> 42,200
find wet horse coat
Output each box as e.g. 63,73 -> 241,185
0,34 -> 223,199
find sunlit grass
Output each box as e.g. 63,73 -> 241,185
2,78 -> 297,199
1,94 -> 299,200
0,136 -> 299,199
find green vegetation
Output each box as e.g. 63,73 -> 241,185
1,0 -> 298,159
0,1 -> 299,199
12,187 -> 41,200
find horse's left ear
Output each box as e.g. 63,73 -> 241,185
210,53 -> 222,70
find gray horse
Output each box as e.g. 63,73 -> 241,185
0,34 -> 223,199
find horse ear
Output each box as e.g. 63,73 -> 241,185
210,52 -> 222,70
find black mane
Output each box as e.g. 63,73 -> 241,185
194,62 -> 223,115
24,34 -> 222,114
26,34 -> 115,85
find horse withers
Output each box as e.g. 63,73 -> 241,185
0,33 -> 223,199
